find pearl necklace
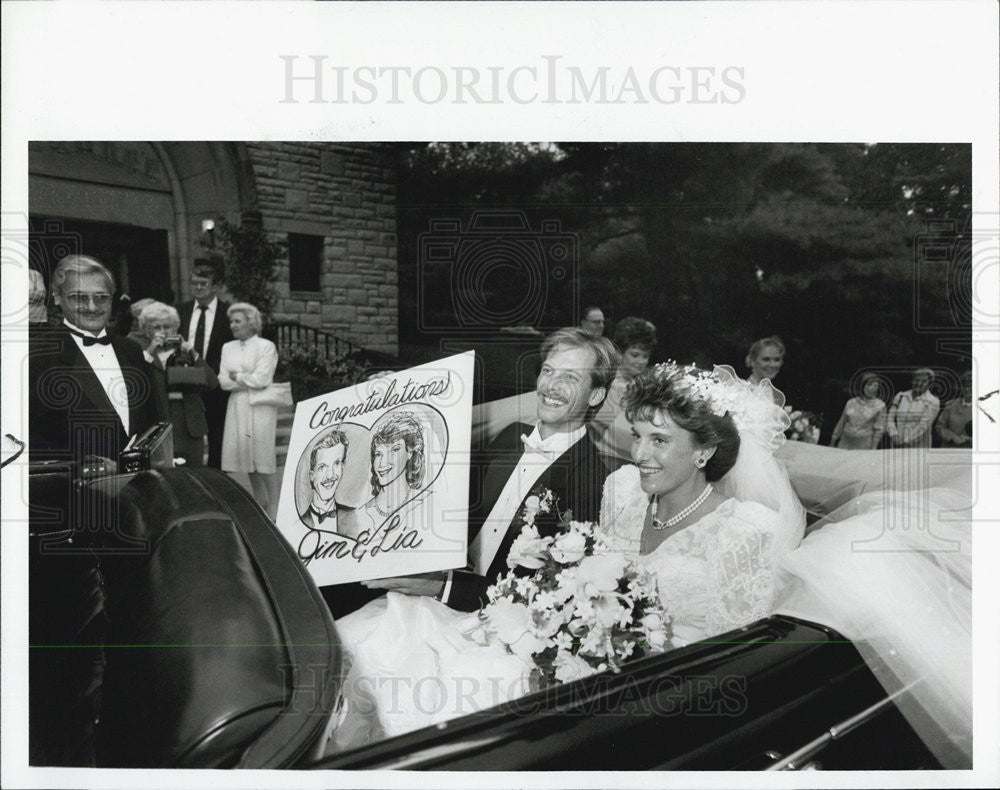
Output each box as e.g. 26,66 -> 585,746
372,499 -> 394,517
651,483 -> 713,530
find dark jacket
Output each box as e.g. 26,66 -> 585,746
177,299 -> 233,374
28,327 -> 163,464
446,422 -> 609,611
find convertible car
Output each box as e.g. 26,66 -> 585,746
25,422 -> 969,771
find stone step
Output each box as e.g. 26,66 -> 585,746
274,406 -> 296,469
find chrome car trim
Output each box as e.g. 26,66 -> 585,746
766,680 -> 921,770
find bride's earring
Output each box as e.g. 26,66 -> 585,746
695,456 -> 707,469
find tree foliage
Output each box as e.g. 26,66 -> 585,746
215,219 -> 285,325
396,142 -> 972,414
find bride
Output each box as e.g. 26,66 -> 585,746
329,364 -> 971,768
597,363 -> 805,647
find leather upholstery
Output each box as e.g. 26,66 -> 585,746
83,468 -> 342,768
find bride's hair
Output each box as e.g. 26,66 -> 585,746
622,367 -> 740,482
369,411 -> 426,495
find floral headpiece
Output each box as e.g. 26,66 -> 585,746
650,361 -> 790,452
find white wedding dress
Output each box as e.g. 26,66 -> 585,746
598,464 -> 786,647
327,471 -> 972,768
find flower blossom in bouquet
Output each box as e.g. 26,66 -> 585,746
473,491 -> 671,687
784,405 -> 822,443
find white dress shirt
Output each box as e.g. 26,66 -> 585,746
64,319 -> 129,435
468,424 -> 586,576
187,297 -> 218,360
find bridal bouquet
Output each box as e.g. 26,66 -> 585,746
466,488 -> 671,687
784,405 -> 822,443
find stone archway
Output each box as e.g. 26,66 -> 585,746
28,141 -> 257,302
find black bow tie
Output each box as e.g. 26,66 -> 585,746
67,328 -> 112,346
312,506 -> 337,524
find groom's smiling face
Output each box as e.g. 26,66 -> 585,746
535,343 -> 605,436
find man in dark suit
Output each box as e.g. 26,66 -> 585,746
299,429 -> 359,537
29,255 -> 163,466
177,259 -> 232,468
27,254 -> 163,766
363,328 -> 619,612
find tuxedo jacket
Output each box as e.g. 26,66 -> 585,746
178,299 -> 233,374
447,422 -> 609,611
298,500 -> 360,539
28,327 -> 164,464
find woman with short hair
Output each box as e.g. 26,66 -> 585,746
135,301 -> 218,467
745,335 -> 785,387
219,302 -> 279,513
591,316 -> 658,460
829,372 -> 887,449
599,362 -> 804,645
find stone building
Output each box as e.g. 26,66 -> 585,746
28,141 -> 399,354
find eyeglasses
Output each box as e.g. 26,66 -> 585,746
64,292 -> 113,308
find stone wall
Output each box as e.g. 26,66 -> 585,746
245,143 -> 398,354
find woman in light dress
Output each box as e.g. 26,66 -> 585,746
934,370 -> 973,448
219,302 -> 279,514
598,363 -> 805,646
600,364 -> 969,766
829,372 -> 887,449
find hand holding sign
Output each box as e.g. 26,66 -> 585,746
361,572 -> 447,597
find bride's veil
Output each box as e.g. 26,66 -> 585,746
714,365 -> 971,767
710,366 -> 806,558
775,482 -> 972,768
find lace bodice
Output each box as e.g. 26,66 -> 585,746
599,465 -> 782,646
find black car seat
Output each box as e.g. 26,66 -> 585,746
29,465 -> 342,768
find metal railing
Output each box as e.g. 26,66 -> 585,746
266,321 -> 363,359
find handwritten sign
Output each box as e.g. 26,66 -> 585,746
275,352 -> 473,587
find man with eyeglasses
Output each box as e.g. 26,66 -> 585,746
27,254 -> 165,766
28,254 -> 163,468
178,259 -> 233,468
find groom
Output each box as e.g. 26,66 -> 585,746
364,328 -> 619,611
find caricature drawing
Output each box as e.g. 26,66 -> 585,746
298,429 -> 361,539
363,411 -> 431,529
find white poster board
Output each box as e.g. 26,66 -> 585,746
275,352 -> 473,587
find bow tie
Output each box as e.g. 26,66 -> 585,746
521,433 -> 557,458
68,328 -> 112,346
311,506 -> 337,524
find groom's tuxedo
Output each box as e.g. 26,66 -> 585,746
445,422 -> 609,611
299,500 -> 360,538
